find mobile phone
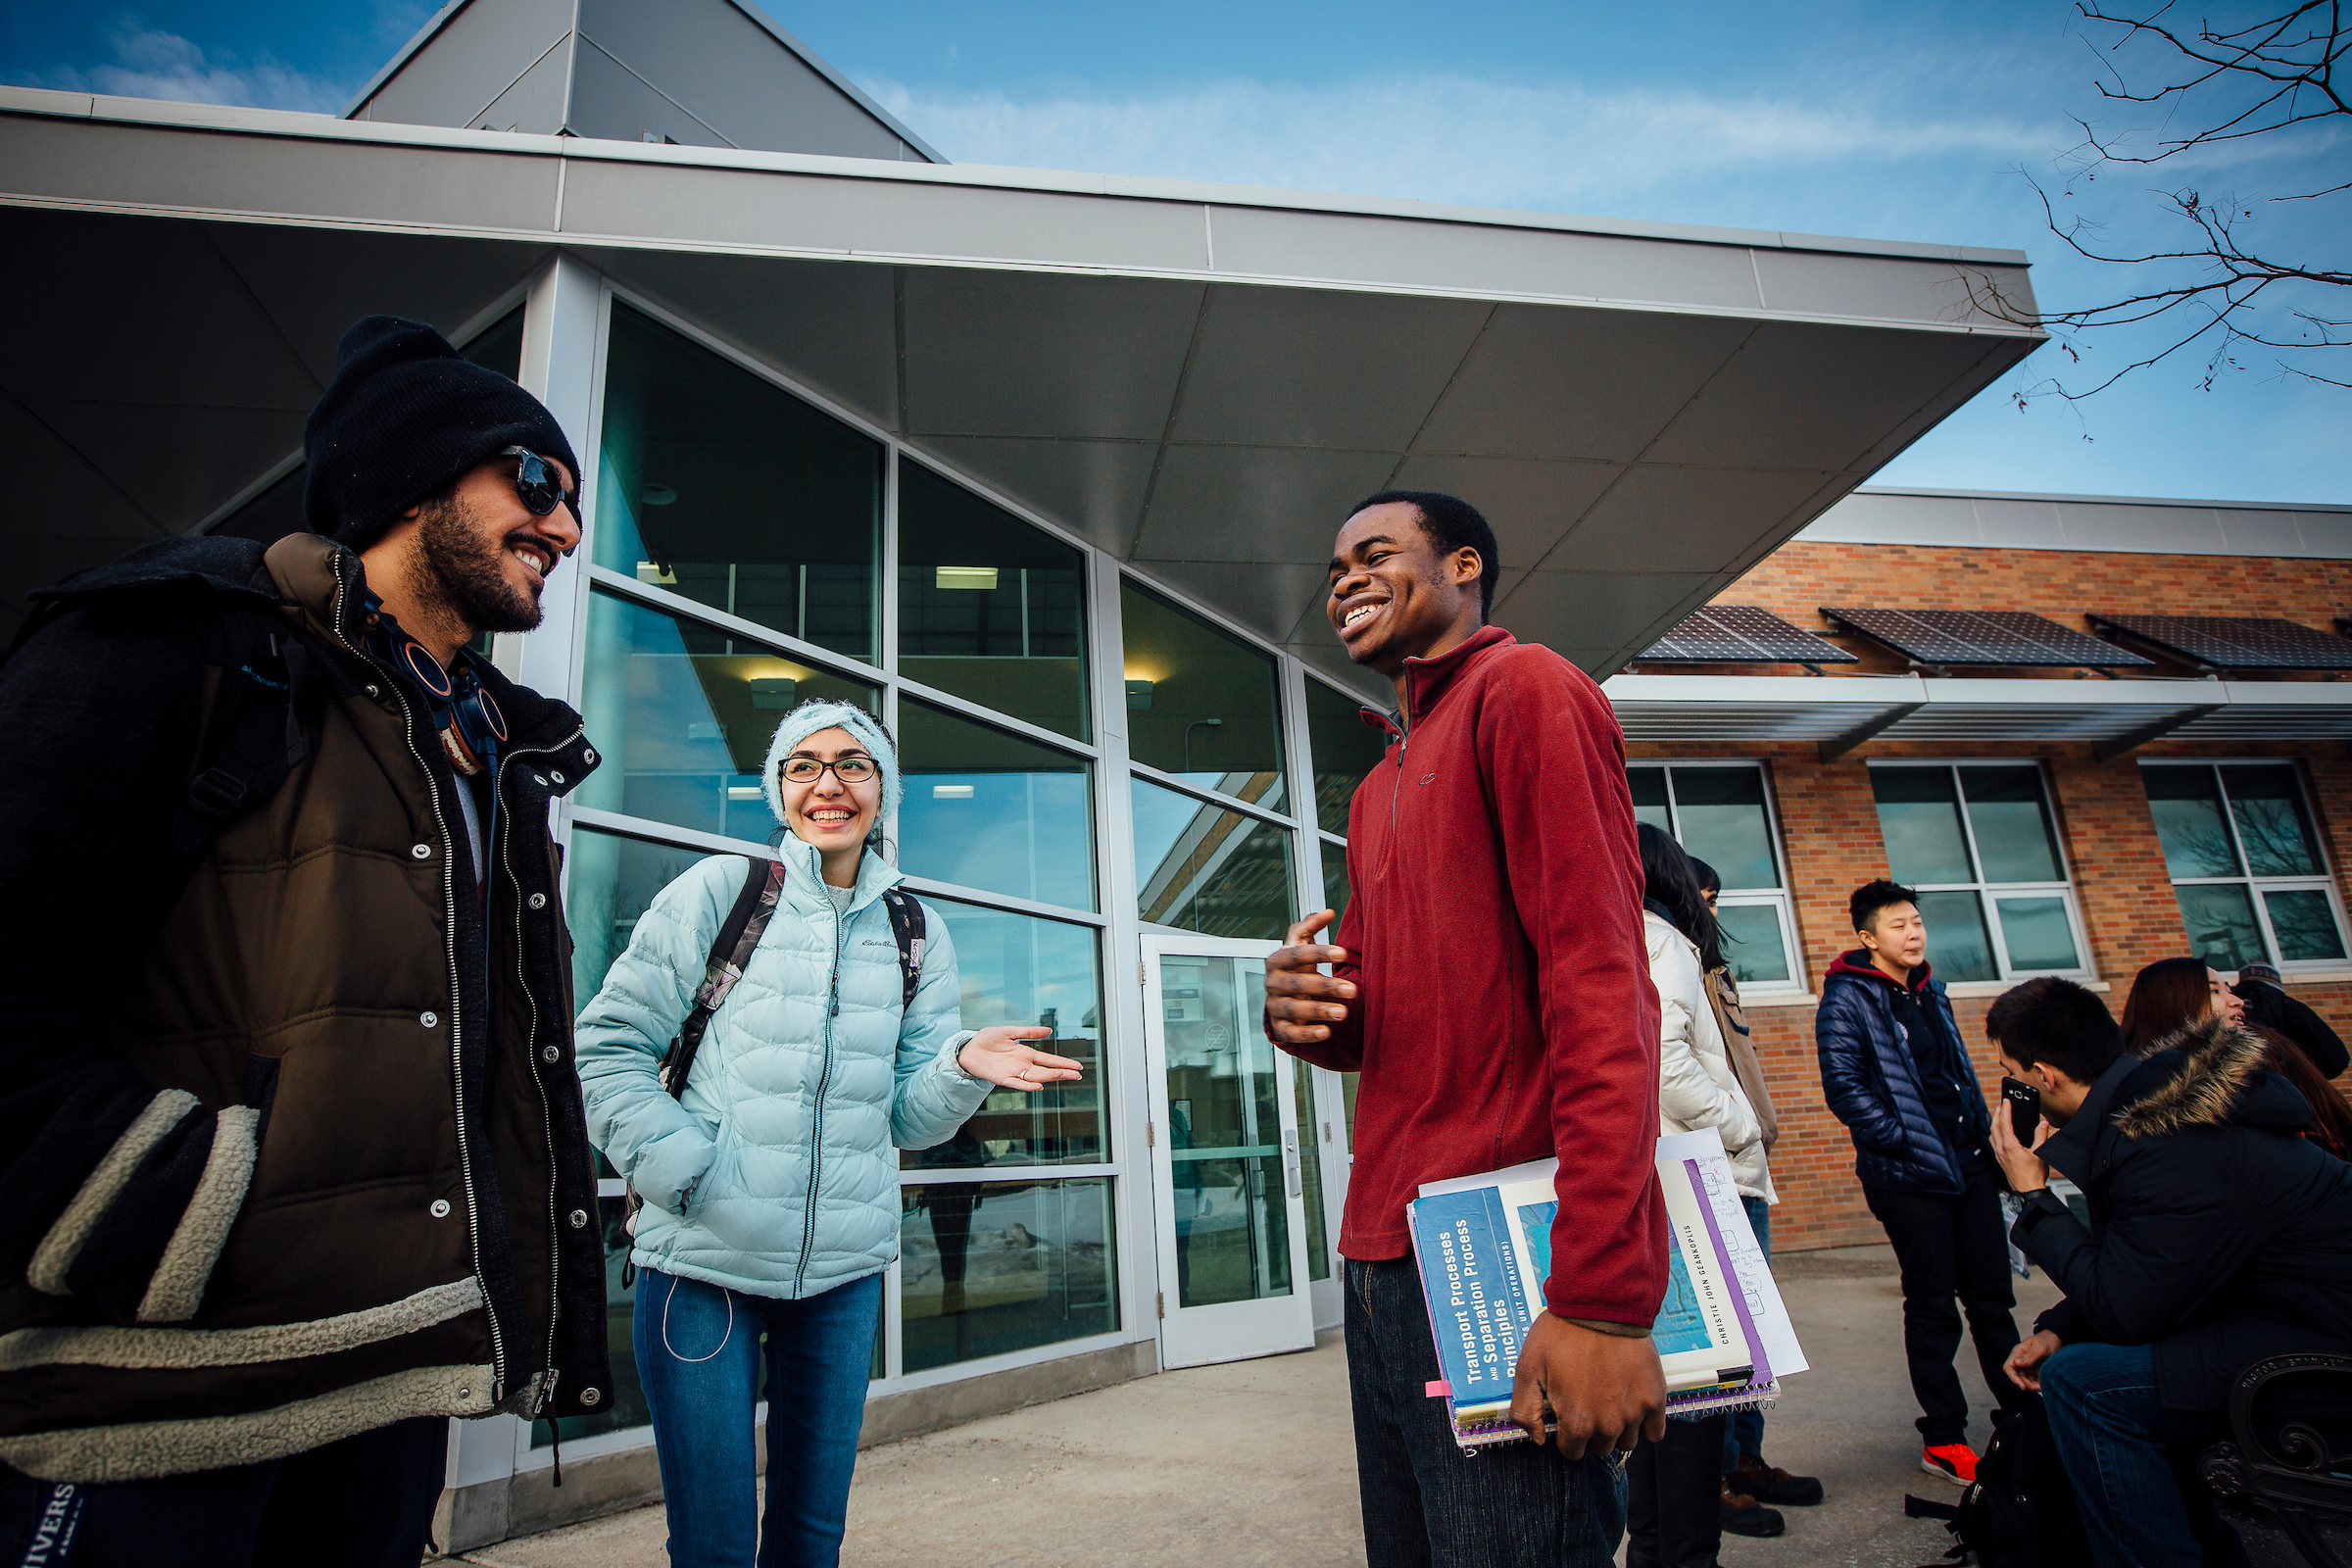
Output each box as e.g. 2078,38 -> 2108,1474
2000,1076 -> 2041,1144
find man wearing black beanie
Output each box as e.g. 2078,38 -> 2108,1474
0,317 -> 612,1568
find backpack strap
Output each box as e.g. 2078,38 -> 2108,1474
661,858 -> 788,1101
880,886 -> 926,1011
169,606 -> 317,858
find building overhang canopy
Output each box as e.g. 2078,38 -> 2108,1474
1604,673 -> 2352,762
0,89 -> 2042,687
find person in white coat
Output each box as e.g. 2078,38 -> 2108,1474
1627,823 -> 1777,1568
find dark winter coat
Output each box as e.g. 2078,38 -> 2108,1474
2015,1016 -> 2352,1411
0,532 -> 611,1483
1815,952 -> 1991,1196
2234,978 -> 2348,1079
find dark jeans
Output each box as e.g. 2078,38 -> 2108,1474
0,1416 -> 444,1568
1344,1256 -> 1628,1568
1723,1196 -> 1770,1470
1864,1159 -> 2027,1446
634,1266 -> 882,1568
1629,1413 -> 1728,1568
2040,1342 -> 2240,1568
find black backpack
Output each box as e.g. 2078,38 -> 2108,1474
2,587 -> 324,864
1909,1403 -> 2093,1568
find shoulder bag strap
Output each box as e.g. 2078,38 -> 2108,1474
880,887 -> 926,1011
660,857 -> 788,1100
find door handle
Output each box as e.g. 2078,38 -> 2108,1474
1285,1129 -> 1301,1198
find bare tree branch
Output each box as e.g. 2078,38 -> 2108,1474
2016,1 -> 2348,398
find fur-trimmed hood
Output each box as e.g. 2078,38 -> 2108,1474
2114,1016 -> 2314,1140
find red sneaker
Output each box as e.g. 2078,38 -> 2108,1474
1921,1444 -> 1978,1486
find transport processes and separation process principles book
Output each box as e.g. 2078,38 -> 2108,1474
1406,1129 -> 1806,1449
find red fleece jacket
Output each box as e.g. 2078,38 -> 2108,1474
1278,626 -> 1667,1327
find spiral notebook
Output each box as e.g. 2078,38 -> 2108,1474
1407,1128 -> 1806,1450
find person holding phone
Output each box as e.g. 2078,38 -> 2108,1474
1985,975 -> 2352,1568
575,701 -> 1082,1568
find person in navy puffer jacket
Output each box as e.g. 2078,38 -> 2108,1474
1815,879 -> 2028,1491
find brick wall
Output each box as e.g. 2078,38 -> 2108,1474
1626,540 -> 2352,1249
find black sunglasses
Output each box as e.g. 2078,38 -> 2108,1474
501,446 -> 581,523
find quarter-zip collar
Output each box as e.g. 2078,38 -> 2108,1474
1396,624 -> 1516,736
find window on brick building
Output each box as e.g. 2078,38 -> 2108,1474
1627,762 -> 1800,993
1867,762 -> 2088,984
2140,761 -> 2348,971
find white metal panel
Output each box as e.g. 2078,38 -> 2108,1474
902,270 -> 1203,442
1409,305 -> 1751,465
1167,284 -> 1492,450
1133,446 -> 1396,563
1206,204 -> 1770,311
558,161 -> 1214,271
1537,466 -> 1834,574
1388,455 -> 1623,571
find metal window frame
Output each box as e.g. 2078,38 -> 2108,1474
1863,759 -> 2095,983
527,255 -> 1497,1447
2135,758 -> 2352,972
1626,760 -> 1807,996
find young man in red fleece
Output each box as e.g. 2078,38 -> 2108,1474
1265,491 -> 1668,1567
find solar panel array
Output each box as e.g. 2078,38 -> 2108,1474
1820,607 -> 2155,668
1638,605 -> 1859,664
2088,614 -> 2352,672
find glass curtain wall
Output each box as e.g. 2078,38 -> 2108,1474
1866,762 -> 2088,983
2142,761 -> 2347,969
1628,762 -> 1799,991
1122,580 -> 1298,941
552,296 -> 1116,1446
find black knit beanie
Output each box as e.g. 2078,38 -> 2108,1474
303,316 -> 579,551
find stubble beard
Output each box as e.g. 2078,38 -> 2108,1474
415,493 -> 544,637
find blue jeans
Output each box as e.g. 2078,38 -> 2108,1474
635,1267 -> 882,1568
0,1415 -> 443,1568
1723,1196 -> 1770,1471
1345,1257 -> 1627,1567
2039,1342 -> 2232,1568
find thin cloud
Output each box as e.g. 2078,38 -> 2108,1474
35,20 -> 345,114
860,73 -> 2056,215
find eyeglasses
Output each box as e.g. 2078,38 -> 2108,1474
779,756 -> 879,785
500,447 -> 580,521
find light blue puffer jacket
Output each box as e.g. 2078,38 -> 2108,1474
573,840 -> 989,1298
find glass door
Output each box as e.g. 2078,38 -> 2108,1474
1141,935 -> 1315,1368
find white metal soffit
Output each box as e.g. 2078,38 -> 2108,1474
0,88 -> 2042,683
1602,675 -> 2352,761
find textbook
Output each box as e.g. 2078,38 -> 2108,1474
1407,1128 -> 1806,1449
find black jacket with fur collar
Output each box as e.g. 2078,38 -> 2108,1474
2014,1016 -> 2352,1411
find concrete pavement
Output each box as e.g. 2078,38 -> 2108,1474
449,1245 -> 2062,1568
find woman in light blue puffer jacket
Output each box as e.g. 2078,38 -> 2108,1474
575,700 -> 1080,1568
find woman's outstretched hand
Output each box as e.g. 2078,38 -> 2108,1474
957,1026 -> 1085,1091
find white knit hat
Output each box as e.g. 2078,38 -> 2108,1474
760,700 -> 901,843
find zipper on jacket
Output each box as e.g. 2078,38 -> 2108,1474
499,726 -> 585,1412
795,846 -> 844,1297
325,553 -> 509,1395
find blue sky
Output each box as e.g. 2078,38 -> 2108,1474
4,0 -> 2343,505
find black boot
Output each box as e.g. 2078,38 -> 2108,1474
1720,1479 -> 1787,1538
1733,1452 -> 1825,1507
